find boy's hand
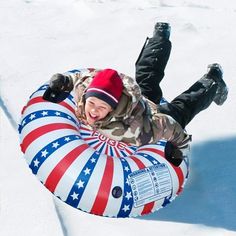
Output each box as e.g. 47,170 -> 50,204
164,141 -> 189,166
43,73 -> 73,103
49,73 -> 74,93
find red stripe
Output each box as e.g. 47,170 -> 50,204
93,141 -> 103,150
21,105 -> 27,115
22,97 -> 43,114
22,96 -> 75,114
123,147 -> 133,156
129,156 -> 146,169
90,156 -> 114,215
172,165 -> 184,195
114,147 -> 120,158
60,100 -> 75,114
129,156 -> 155,216
21,123 -> 78,153
83,136 -> 97,141
105,144 -> 109,155
141,202 -> 155,216
45,144 -> 88,192
138,147 -> 165,157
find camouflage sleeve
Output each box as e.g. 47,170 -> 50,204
151,113 -> 191,148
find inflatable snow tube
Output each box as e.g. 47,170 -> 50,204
19,68 -> 189,218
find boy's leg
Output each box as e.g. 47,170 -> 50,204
135,22 -> 172,104
157,64 -> 228,129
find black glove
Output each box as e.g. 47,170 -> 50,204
43,73 -> 74,103
164,141 -> 185,167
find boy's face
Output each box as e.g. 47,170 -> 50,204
84,96 -> 112,125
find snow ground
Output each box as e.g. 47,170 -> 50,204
1,0 -> 236,235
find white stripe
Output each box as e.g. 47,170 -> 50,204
78,152 -> 107,212
151,198 -> 166,214
87,87 -> 118,103
37,139 -> 83,184
24,129 -> 79,165
54,147 -> 94,201
22,94 -> 77,120
20,115 -> 78,143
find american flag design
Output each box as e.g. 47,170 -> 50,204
18,69 -> 189,218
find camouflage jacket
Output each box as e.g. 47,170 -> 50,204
67,68 -> 191,148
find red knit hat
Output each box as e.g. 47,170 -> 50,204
85,69 -> 123,109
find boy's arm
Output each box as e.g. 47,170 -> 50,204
152,113 -> 191,146
151,113 -> 191,162
43,70 -> 93,103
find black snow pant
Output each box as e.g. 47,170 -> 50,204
135,37 -> 172,104
135,37 -> 217,129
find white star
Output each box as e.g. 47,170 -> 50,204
90,157 -> 96,163
33,159 -> 40,167
83,168 -> 91,175
52,142 -> 60,148
77,180 -> 84,188
55,112 -> 61,116
126,178 -> 130,185
124,166 -> 130,172
125,192 -> 132,200
29,113 -> 36,120
122,205 -> 130,212
67,116 -> 72,119
71,192 -> 79,200
41,111 -> 48,116
153,160 -> 158,165
22,120 -> 26,126
41,149 -> 48,158
64,137 -> 70,142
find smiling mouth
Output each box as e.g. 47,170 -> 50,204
89,112 -> 98,120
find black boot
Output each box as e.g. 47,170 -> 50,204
153,22 -> 171,41
157,64 -> 226,129
207,63 -> 228,105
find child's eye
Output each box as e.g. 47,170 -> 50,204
88,101 -> 94,105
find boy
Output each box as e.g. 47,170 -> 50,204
43,23 -> 228,166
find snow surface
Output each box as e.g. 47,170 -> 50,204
1,0 -> 236,235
